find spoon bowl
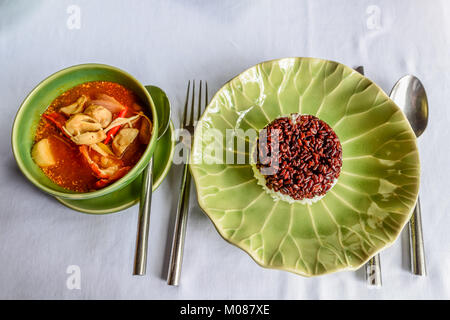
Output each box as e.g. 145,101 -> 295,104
390,75 -> 429,137
146,85 -> 171,139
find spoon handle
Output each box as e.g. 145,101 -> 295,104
409,197 -> 427,275
133,157 -> 154,275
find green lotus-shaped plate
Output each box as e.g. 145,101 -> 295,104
190,57 -> 420,276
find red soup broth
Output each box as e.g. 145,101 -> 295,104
34,81 -> 149,192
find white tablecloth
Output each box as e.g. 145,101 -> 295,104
1,0 -> 449,299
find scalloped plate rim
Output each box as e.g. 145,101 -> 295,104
190,56 -> 420,276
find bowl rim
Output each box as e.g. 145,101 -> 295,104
11,63 -> 159,200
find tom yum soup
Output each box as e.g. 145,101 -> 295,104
32,81 -> 152,192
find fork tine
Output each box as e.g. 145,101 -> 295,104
189,80 -> 195,126
197,80 -> 202,120
182,80 -> 191,127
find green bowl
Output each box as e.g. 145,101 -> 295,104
190,57 -> 420,276
11,63 -> 159,201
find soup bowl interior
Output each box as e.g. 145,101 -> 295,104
12,64 -> 158,200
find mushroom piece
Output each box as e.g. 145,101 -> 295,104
32,138 -> 55,167
139,117 -> 152,144
64,114 -> 102,136
90,94 -> 125,113
59,95 -> 88,116
84,105 -> 112,128
112,128 -> 139,157
71,130 -> 106,145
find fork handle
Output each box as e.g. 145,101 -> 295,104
409,197 -> 426,275
167,158 -> 192,286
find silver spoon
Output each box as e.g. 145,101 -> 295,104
390,75 -> 428,276
133,85 -> 171,276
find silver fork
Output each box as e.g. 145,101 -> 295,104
167,80 -> 208,286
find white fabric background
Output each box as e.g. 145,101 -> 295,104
1,0 -> 449,299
